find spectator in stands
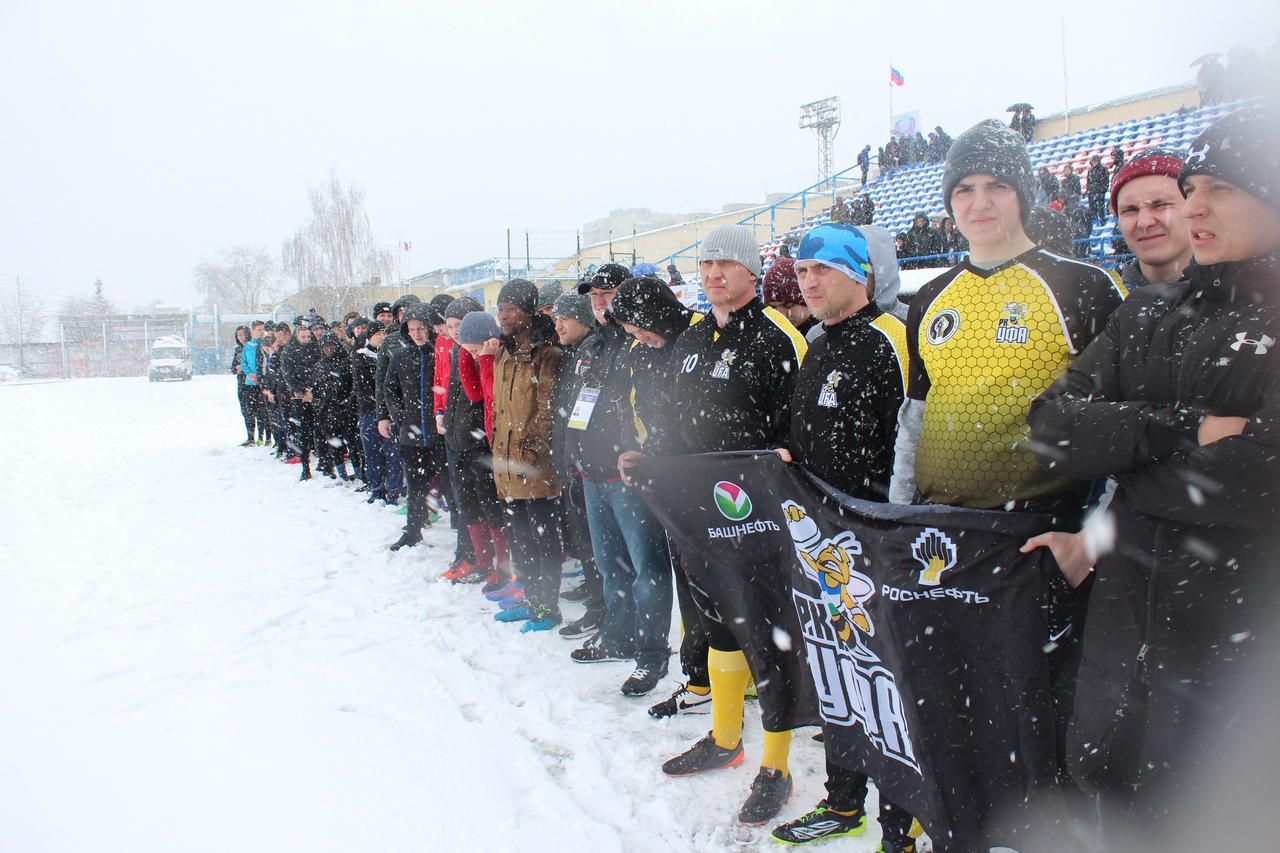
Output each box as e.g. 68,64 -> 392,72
884,139 -> 899,174
1061,163 -> 1083,207
763,257 -> 818,336
1087,154 -> 1111,225
1070,201 -> 1094,258
938,216 -> 968,260
913,132 -> 929,166
1110,145 -> 1126,177
857,145 -> 871,186
894,231 -> 908,260
1048,193 -> 1065,213
1028,108 -> 1280,845
490,279 -> 565,633
934,125 -> 953,158
927,131 -> 944,164
1110,148 -> 1193,287
901,211 -> 939,269
1011,106 -> 1036,143
1038,166 -> 1061,206
1197,57 -> 1227,107
1225,46 -> 1263,99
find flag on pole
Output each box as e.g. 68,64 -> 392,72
890,66 -> 905,87
401,241 -> 412,251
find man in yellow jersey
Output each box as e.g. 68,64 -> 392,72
888,118 -> 1127,812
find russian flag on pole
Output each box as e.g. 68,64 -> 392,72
401,241 -> 412,251
889,66 -> 904,87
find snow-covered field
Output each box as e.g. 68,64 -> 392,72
0,376 -> 891,853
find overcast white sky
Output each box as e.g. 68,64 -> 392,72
1,0 -> 1276,309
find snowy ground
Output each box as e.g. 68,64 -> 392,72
0,376 -> 894,853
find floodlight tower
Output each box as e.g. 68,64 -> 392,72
799,96 -> 841,186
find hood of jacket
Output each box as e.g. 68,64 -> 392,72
859,224 -> 908,320
606,277 -> 694,343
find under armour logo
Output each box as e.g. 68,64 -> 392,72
1186,142 -> 1210,164
1230,332 -> 1275,355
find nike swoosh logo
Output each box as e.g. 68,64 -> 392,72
1048,625 -> 1072,643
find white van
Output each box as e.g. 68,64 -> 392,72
148,335 -> 192,381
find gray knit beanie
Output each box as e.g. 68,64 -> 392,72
551,292 -> 597,329
699,224 -> 762,277
941,119 -> 1036,225
495,278 -> 537,315
458,311 -> 500,345
537,280 -> 566,308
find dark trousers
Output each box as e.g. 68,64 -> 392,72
399,443 -> 439,538
670,541 -> 709,689
562,477 -> 604,619
288,398 -> 315,465
824,757 -> 916,845
450,446 -> 504,529
239,383 -> 264,441
443,445 -> 475,564
504,497 -> 562,621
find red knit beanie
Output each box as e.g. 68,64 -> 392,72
761,257 -> 802,304
1110,147 -> 1185,215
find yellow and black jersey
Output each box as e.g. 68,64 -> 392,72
905,249 -> 1127,508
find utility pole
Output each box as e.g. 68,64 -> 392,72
15,276 -> 24,373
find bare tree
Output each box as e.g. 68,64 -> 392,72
0,280 -> 49,346
281,170 -> 397,318
192,245 -> 282,312
59,279 -> 118,343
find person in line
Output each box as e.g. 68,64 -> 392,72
281,321 -> 322,480
888,118 -> 1127,821
769,222 -> 920,852
490,279 -> 565,633
1027,109 -> 1280,846
1110,148 -> 1194,288
548,289 -> 606,640
563,266 -> 674,698
379,303 -> 440,551
762,257 -> 819,336
620,224 -> 807,826
352,320 -> 399,503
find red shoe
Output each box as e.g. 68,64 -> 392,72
284,457 -> 301,465
440,560 -> 476,582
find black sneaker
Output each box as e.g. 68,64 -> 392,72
557,613 -> 601,639
299,467 -> 312,481
661,732 -> 744,777
621,667 -> 663,697
876,843 -> 915,853
738,768 -> 793,825
772,801 -> 867,844
561,582 -> 591,602
648,683 -> 713,718
570,645 -> 630,664
388,532 -> 422,551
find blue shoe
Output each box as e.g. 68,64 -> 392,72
494,606 -> 531,623
521,616 -> 562,633
485,581 -> 523,601
498,591 -> 527,610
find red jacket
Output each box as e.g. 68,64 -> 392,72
433,334 -> 453,417
458,347 -> 496,443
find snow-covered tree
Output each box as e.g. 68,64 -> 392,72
192,245 -> 282,313
0,281 -> 48,346
58,279 -> 118,342
281,170 -> 396,318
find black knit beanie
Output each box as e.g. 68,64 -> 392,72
496,279 -> 537,315
941,119 -> 1036,224
1179,109 -> 1280,214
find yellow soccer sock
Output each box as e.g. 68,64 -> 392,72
708,648 -> 751,751
760,728 -> 792,777
687,684 -> 710,696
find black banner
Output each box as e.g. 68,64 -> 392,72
636,452 -> 1070,853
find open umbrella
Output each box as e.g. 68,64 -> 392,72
1006,102 -> 1033,112
1189,52 -> 1223,67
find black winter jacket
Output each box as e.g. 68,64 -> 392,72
383,318 -> 436,447
281,337 -> 320,395
351,337 -> 379,415
443,344 -> 487,457
311,347 -> 352,410
375,323 -> 410,420
563,322 -> 636,482
1028,255 -> 1280,793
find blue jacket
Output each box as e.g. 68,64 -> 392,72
240,339 -> 261,386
